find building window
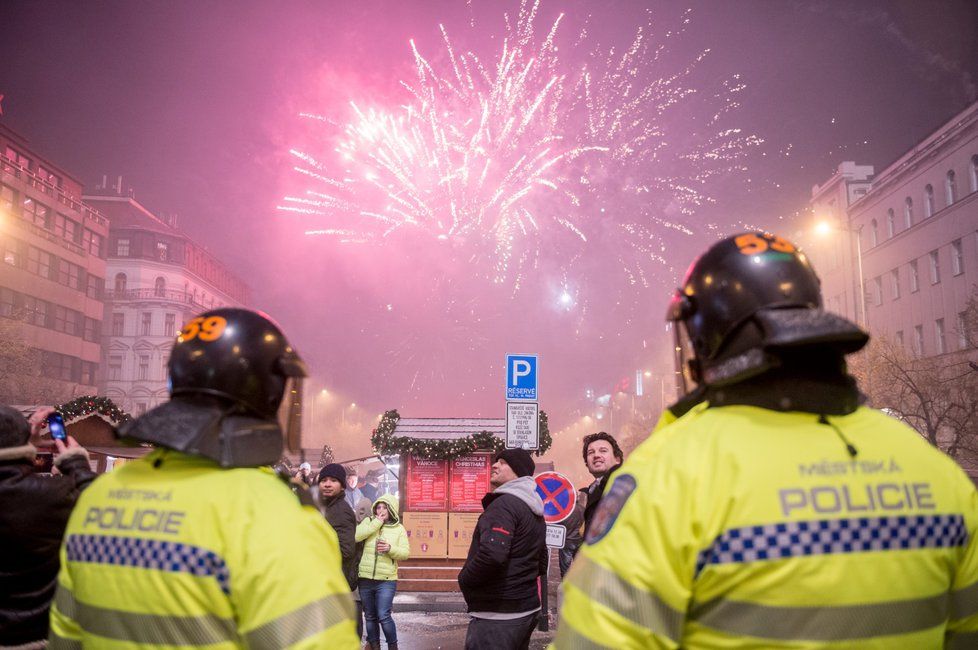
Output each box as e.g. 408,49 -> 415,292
164,313 -> 176,337
952,239 -> 963,276
138,355 -> 150,380
26,247 -> 52,279
929,250 -> 940,284
2,238 -> 24,268
112,312 -> 124,336
57,260 -> 81,289
35,165 -> 61,188
5,146 -> 31,169
140,312 -> 152,336
959,311 -> 970,350
971,155 -> 978,193
946,170 -> 957,206
80,362 -> 96,386
114,272 -> 127,293
154,276 -> 166,297
86,274 -> 103,300
23,197 -> 51,228
910,260 -> 919,293
137,403 -> 148,415
886,209 -> 895,238
873,277 -> 883,306
924,184 -> 934,217
117,238 -> 130,256
904,197 -> 913,228
51,305 -> 67,333
0,184 -> 15,212
895,330 -> 904,348
83,317 -> 100,343
24,295 -> 47,327
42,352 -> 76,382
157,241 -> 169,262
84,230 -> 104,258
870,219 -> 878,247
936,319 -> 947,355
0,287 -> 14,316
109,355 -> 123,380
891,269 -> 900,299
914,325 -> 924,356
63,309 -> 80,336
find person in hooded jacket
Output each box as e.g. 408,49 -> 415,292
355,493 -> 409,650
458,448 -> 547,650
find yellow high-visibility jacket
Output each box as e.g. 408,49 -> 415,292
48,449 -> 358,649
555,405 -> 978,649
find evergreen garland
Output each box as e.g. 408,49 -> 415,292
371,409 -> 551,460
53,395 -> 131,425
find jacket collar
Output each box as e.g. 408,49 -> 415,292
706,368 -> 863,415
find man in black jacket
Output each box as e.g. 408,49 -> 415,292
318,462 -> 362,640
0,405 -> 96,648
458,448 -> 546,650
580,432 -> 623,536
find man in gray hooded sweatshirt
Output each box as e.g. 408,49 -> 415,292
458,448 -> 547,650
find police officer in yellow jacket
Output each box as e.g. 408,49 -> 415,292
49,308 -> 359,649
556,232 -> 978,649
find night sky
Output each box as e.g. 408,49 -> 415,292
2,0 -> 976,464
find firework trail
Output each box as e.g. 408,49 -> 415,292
280,0 -> 760,292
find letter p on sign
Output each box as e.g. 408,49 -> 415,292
512,360 -> 532,385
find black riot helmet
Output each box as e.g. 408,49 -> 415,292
119,308 -> 308,467
168,308 -> 307,418
667,232 -> 868,394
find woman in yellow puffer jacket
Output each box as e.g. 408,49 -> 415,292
355,494 -> 409,650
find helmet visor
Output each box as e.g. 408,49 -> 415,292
277,376 -> 304,454
672,321 -> 699,397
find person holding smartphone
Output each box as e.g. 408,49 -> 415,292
0,404 -> 95,648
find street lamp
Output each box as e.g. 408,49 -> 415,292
814,219 -> 866,326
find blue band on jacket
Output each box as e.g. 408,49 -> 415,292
696,514 -> 968,576
66,534 -> 231,594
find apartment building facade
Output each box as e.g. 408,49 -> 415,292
84,193 -> 251,415
810,101 -> 978,357
0,124 -> 108,403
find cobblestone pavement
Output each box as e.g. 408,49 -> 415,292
368,611 -> 555,649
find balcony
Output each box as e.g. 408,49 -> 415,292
0,154 -> 109,228
104,288 -> 208,312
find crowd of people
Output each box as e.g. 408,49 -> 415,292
2,231 -> 977,649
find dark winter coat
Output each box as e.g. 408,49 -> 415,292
458,476 -> 548,613
321,491 -> 358,590
0,445 -> 96,645
582,463 -> 621,538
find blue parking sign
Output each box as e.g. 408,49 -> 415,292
506,354 -> 538,401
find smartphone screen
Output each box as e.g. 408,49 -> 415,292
34,452 -> 54,473
47,412 -> 67,441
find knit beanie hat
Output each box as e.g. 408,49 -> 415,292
494,448 -> 535,478
318,463 -> 347,485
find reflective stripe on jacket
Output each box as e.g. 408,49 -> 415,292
48,449 -> 358,649
555,405 -> 978,649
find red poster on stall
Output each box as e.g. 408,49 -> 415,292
450,453 -> 491,512
405,456 -> 449,511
